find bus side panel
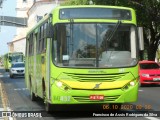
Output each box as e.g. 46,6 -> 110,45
28,56 -> 34,89
36,54 -> 43,97
41,52 -> 46,98
25,41 -> 29,89
45,38 -> 51,102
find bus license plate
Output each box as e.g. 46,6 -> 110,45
90,95 -> 104,100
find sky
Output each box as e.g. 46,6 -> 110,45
0,0 -> 16,56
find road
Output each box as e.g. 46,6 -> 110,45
0,67 -> 160,120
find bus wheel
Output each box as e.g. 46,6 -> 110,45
30,86 -> 37,101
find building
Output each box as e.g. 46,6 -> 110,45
7,0 -> 33,54
27,0 -> 58,31
8,0 -> 64,55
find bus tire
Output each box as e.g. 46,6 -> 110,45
30,79 -> 37,101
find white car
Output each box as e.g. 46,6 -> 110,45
9,62 -> 25,78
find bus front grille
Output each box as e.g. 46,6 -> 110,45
73,95 -> 120,102
64,72 -> 128,82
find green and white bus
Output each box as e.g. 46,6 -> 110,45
4,52 -> 24,72
25,5 -> 144,111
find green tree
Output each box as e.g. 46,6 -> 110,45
61,0 -> 90,5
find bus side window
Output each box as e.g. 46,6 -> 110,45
42,23 -> 47,53
28,33 -> 34,56
38,26 -> 42,53
46,14 -> 53,38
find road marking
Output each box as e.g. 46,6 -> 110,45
138,89 -> 143,92
0,74 -> 9,78
14,88 -> 27,91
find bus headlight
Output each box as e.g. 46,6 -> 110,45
130,81 -> 135,86
56,81 -> 71,91
57,81 -> 62,87
122,80 -> 136,90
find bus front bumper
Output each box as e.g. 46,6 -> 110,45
50,82 -> 138,104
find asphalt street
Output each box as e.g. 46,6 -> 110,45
0,67 -> 160,120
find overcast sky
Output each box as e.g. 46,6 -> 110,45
0,0 -> 16,56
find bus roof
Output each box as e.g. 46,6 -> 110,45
55,5 -> 134,10
27,5 -> 135,35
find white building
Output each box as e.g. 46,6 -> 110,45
8,0 -> 64,55
8,0 -> 33,54
27,0 -> 58,31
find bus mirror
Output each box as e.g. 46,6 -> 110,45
138,27 -> 144,50
46,23 -> 53,38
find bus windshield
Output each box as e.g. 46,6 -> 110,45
53,23 -> 138,68
9,53 -> 23,63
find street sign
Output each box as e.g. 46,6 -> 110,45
0,16 -> 27,27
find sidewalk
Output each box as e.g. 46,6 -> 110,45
0,67 -> 14,120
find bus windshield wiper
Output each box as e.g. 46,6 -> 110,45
107,20 -> 121,42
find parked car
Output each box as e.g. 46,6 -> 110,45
9,62 -> 25,78
139,60 -> 160,86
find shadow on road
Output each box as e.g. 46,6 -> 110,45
140,84 -> 160,87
